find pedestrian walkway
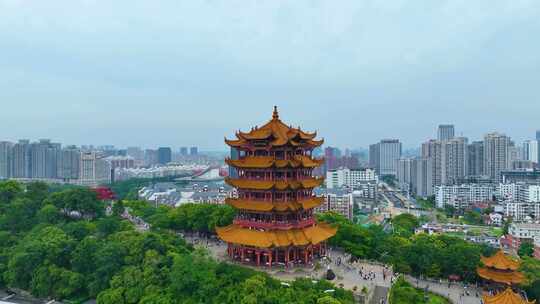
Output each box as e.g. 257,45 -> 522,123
405,276 -> 482,304
370,286 -> 389,304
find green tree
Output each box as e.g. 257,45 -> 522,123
97,217 -> 122,237
239,275 -> 269,304
5,226 -> 75,289
38,204 -> 62,224
392,214 -> 420,237
89,242 -> 127,297
518,242 -> 535,258
0,198 -> 39,232
112,200 -> 125,217
71,237 -> 100,275
46,188 -> 103,219
24,182 -> 49,205
525,280 -> 540,301
520,257 -> 540,285
389,277 -> 424,304
169,250 -> 217,303
317,296 -> 342,304
463,211 -> 483,225
0,180 -> 22,204
30,265 -> 84,299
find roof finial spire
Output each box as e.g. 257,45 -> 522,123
272,105 -> 279,120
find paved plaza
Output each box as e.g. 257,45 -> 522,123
185,235 -> 488,304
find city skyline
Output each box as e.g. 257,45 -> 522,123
1,1 -> 540,149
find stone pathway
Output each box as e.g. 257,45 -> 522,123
405,276 -> 482,304
370,286 -> 389,304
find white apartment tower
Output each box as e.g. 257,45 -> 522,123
79,152 -> 111,186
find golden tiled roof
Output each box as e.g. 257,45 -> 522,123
225,107 -> 324,148
225,177 -> 325,190
215,223 -> 337,248
477,267 -> 525,285
483,288 -> 535,304
226,197 -> 324,212
481,250 -> 521,271
226,155 -> 324,169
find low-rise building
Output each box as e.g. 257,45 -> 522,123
315,189 -> 353,220
435,184 -> 494,209
326,167 -> 378,189
485,212 -> 503,226
509,222 -> 540,239
138,182 -> 230,206
503,223 -> 540,251
105,155 -> 135,169
505,202 -> 540,221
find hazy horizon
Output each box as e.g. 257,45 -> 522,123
1,1 -> 539,150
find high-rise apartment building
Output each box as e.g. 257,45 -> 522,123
190,146 -> 198,156
57,146 -> 81,180
422,140 -> 443,187
411,157 -> 433,197
484,133 -> 511,182
437,124 -> 455,141
144,149 -> 158,167
0,141 -> 13,179
523,140 -> 539,163
422,137 -> 467,186
324,147 -> 342,171
397,157 -> 433,197
369,139 -> 401,176
31,139 -> 60,179
180,147 -> 188,156
536,130 -> 540,141
444,137 -> 468,185
467,141 -> 484,176
12,140 -> 31,178
126,147 -> 144,161
79,151 -> 111,186
157,147 -> 172,165
396,158 -> 413,191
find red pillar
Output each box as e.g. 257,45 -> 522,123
285,248 -> 289,268
241,247 -> 245,262
269,250 -> 273,268
304,249 -> 308,264
256,252 -> 261,266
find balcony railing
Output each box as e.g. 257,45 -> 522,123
234,218 -> 315,230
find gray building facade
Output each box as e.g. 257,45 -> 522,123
437,124 -> 455,141
484,133 -> 511,182
369,139 -> 401,176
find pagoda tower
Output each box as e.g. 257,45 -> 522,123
477,250 -> 525,286
483,288 -> 535,304
216,107 -> 337,267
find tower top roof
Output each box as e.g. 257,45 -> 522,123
482,288 -> 535,304
272,105 -> 279,120
225,107 -> 323,148
481,250 -> 520,271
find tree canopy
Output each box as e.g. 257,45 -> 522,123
0,180 -> 352,304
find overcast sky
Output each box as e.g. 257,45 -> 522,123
1,0 -> 539,150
